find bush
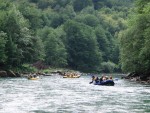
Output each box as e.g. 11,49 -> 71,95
21,64 -> 38,73
101,61 -> 116,73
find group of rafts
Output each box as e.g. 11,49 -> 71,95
27,72 -> 115,86
63,72 -> 115,86
89,75 -> 115,86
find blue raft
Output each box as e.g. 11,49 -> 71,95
94,80 -> 115,86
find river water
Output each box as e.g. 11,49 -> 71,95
0,74 -> 150,113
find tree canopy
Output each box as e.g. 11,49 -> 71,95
119,0 -> 150,74
0,0 -> 134,73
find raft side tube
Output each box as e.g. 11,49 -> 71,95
94,80 -> 115,86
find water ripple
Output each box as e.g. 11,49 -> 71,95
0,76 -> 150,113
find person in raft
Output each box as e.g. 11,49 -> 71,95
89,75 -> 114,84
89,75 -> 95,84
89,75 -> 99,84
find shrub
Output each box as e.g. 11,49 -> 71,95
101,61 -> 116,73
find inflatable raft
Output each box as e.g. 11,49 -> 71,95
94,80 -> 115,86
28,77 -> 39,80
28,76 -> 39,80
63,75 -> 80,78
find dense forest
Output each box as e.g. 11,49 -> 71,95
1,0 -> 148,74
119,0 -> 150,75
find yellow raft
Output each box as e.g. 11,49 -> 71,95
63,75 -> 80,78
28,76 -> 39,80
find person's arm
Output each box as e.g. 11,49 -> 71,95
89,77 -> 94,84
89,81 -> 93,84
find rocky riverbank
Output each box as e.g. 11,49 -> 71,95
0,70 -> 21,77
0,70 -> 56,78
0,70 -> 81,78
122,72 -> 150,84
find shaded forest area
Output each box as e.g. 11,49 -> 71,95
0,0 -> 138,73
119,0 -> 150,76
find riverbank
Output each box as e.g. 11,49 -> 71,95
122,72 -> 150,84
0,67 -> 81,78
0,70 -> 21,77
1,65 -> 150,85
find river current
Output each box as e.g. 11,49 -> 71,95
0,74 -> 150,113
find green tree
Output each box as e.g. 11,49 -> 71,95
73,0 -> 93,12
0,31 -> 7,64
37,0 -> 53,9
119,0 -> 150,74
75,14 -> 99,27
45,28 -> 67,67
50,13 -> 64,28
64,20 -> 102,72
37,27 -> 67,67
59,5 -> 76,22
95,26 -> 109,61
101,61 -> 117,73
0,4 -> 44,67
18,1 -> 43,30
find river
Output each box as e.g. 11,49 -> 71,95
0,74 -> 150,113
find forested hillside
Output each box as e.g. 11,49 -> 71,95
0,0 -> 133,73
119,0 -> 150,75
